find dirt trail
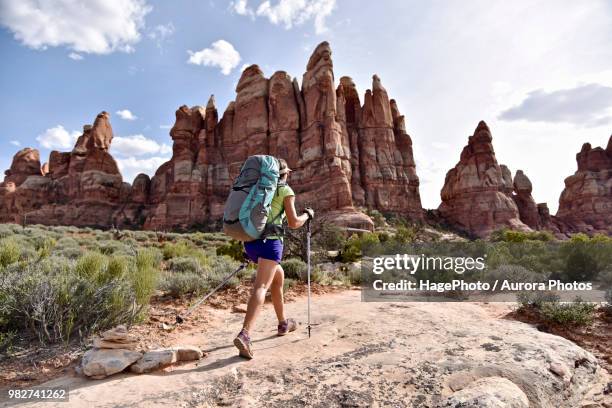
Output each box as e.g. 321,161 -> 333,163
4,290 -> 609,408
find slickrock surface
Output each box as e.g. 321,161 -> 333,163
17,291 -> 607,408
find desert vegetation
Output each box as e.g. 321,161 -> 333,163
0,221 -> 609,360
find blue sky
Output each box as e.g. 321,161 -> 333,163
1,0 -> 611,212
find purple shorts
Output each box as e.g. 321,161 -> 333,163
244,239 -> 283,264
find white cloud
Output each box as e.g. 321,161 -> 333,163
36,125 -> 80,149
10,140 -> 21,147
116,156 -> 170,183
232,0 -> 336,34
187,40 -> 241,75
0,0 -> 151,54
159,124 -> 172,130
116,109 -> 138,121
232,0 -> 254,17
111,134 -> 172,157
68,52 -> 83,60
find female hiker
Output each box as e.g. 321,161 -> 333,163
233,158 -> 314,359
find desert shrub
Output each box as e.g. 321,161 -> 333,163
159,255 -> 240,297
130,249 -> 160,307
311,264 -> 351,286
314,224 -> 345,252
0,239 -> 21,268
597,269 -> 612,289
55,246 -> 83,260
281,258 -> 308,281
98,240 -> 127,255
19,247 -> 38,262
516,291 -> 560,309
159,273 -> 209,298
541,299 -> 596,326
283,278 -> 297,292
366,209 -> 386,228
216,240 -> 245,262
169,257 -> 201,274
206,255 -> 241,280
486,264 -> 543,286
0,251 -> 159,344
162,240 -> 196,260
339,233 -> 380,263
490,229 -> 555,243
0,224 -> 18,239
75,252 -> 107,280
394,226 -> 418,244
0,330 -> 16,352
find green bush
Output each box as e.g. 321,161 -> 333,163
162,241 -> 195,260
130,249 -> 160,307
75,252 -> 106,280
281,258 -> 308,281
216,240 -> 245,262
486,264 -> 543,285
541,299 -> 596,326
516,291 -> 560,309
339,233 -> 380,263
0,239 -> 22,268
0,251 -> 158,344
283,278 -> 297,292
159,272 -> 208,298
491,229 -> 555,243
394,226 -> 417,244
168,257 -> 201,274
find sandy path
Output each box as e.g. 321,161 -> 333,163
4,290 -> 608,408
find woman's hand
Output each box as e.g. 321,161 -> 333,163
303,207 -> 314,220
284,196 -> 310,229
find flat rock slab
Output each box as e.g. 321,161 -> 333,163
24,291 -> 607,407
173,345 -> 203,361
81,348 -> 142,379
93,337 -> 138,350
131,350 -> 178,374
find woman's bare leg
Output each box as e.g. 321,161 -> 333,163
270,265 -> 285,323
242,258 -> 278,333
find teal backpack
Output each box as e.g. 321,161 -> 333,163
223,155 -> 282,242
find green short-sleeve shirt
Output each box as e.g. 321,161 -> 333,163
266,184 -> 295,240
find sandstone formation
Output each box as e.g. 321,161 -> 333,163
512,170 -> 540,230
438,121 -> 531,237
142,41 -> 422,230
556,136 -> 612,235
0,112 -> 129,227
0,42 -> 609,238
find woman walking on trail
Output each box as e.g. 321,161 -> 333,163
233,159 -> 314,359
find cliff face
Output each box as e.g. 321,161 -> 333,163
556,136 -> 612,235
0,42 -> 423,231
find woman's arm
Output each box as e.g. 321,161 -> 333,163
284,195 -> 311,229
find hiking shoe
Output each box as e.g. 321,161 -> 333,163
234,329 -> 254,359
277,318 -> 297,336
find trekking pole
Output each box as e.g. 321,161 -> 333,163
306,218 -> 312,338
175,262 -> 248,324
